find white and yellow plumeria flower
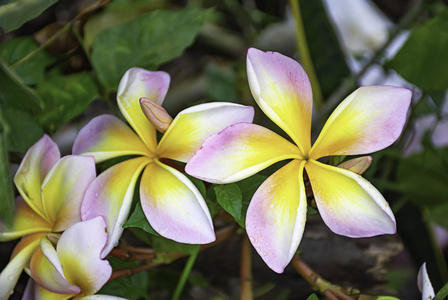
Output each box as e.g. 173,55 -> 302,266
73,67 -> 254,256
186,48 -> 412,273
0,136 -> 96,299
23,217 -> 126,300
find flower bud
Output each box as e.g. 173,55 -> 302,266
139,97 -> 173,133
337,156 -> 372,175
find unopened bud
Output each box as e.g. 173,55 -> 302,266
338,156 -> 372,175
140,97 -> 173,133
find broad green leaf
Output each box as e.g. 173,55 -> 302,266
123,201 -> 160,236
300,0 -> 350,98
0,0 -> 58,33
100,257 -> 151,300
36,71 -> 99,132
91,7 -> 214,91
214,183 -> 244,227
0,107 -> 43,152
149,235 -> 200,256
205,63 -> 238,102
306,294 -> 320,300
0,118 -> 14,226
0,60 -> 43,113
386,8 -> 448,91
0,36 -> 56,85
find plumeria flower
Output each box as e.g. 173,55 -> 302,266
73,67 -> 254,256
23,217 -> 126,300
418,263 -> 435,300
186,48 -> 412,273
0,135 -> 96,299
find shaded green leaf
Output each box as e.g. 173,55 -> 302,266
0,118 -> 14,226
306,294 -> 320,300
91,7 -> 214,91
100,257 -> 151,300
0,0 -> 58,33
300,0 -> 351,98
427,202 -> 448,231
0,60 -> 43,113
386,8 -> 448,91
149,235 -> 200,255
36,72 -> 99,132
215,183 -> 244,227
205,63 -> 238,102
123,201 -> 160,236
0,36 -> 56,85
0,107 -> 43,152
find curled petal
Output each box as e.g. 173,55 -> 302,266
158,102 -> 255,163
309,86 -> 412,159
337,156 -> 372,175
306,160 -> 396,237
30,237 -> 80,294
246,160 -> 307,273
247,48 -> 313,155
140,160 -> 215,244
23,278 -> 75,300
117,68 -> 170,151
418,263 -> 435,300
73,115 -> 152,163
0,233 -> 44,299
186,123 -> 301,184
57,217 -> 112,295
41,156 -> 96,232
81,157 -> 150,257
0,197 -> 52,241
14,135 -> 60,221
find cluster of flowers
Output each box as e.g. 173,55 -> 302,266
0,48 -> 411,299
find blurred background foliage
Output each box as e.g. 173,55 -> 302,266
1,0 -> 448,299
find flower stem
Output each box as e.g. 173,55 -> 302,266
240,234 -> 253,300
434,281 -> 448,300
171,247 -> 199,300
288,0 -> 324,109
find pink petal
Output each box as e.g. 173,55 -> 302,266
81,157 -> 150,257
140,160 -> 215,244
158,102 -> 254,163
186,123 -> 301,184
0,197 -> 52,241
73,114 -> 152,163
246,160 -> 307,273
14,135 -> 60,221
41,155 -> 96,232
0,233 -> 44,299
57,217 -> 112,295
247,48 -> 313,155
309,86 -> 412,159
30,237 -> 80,294
306,160 -> 396,237
117,68 -> 170,151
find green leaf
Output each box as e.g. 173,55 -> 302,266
376,297 -> 400,300
0,60 -> 43,113
0,107 -> 43,152
427,202 -> 448,231
123,201 -> 160,236
0,0 -> 58,33
36,72 -> 99,132
0,118 -> 14,226
306,294 -> 320,300
386,8 -> 448,91
205,63 -> 238,102
214,183 -> 244,227
300,0 -> 350,98
150,235 -> 200,256
91,7 -> 214,91
0,36 -> 56,85
99,257 -> 151,300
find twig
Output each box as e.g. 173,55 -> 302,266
240,234 -> 253,300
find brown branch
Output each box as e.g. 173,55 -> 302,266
240,234 -> 253,300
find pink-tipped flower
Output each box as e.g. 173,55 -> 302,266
186,48 -> 412,273
73,67 -> 255,256
24,217 -> 126,299
0,135 -> 96,298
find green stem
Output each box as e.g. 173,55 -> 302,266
288,0 -> 323,109
434,281 -> 448,300
9,22 -> 72,70
171,248 -> 199,300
